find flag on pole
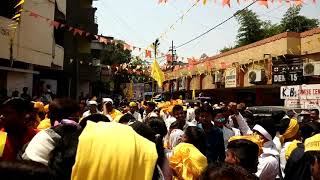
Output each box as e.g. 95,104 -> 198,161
151,59 -> 165,87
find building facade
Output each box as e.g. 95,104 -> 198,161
0,0 -> 65,98
164,28 -> 320,106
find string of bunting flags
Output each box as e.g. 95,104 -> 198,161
22,9 -> 193,63
158,0 -> 317,8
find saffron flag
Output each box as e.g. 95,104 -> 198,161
151,59 -> 165,87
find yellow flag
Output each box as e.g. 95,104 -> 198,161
151,59 -> 165,87
192,89 -> 196,100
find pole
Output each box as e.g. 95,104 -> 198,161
170,40 -> 175,100
151,39 -> 159,99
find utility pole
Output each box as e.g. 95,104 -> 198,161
151,39 -> 160,98
168,40 -> 176,99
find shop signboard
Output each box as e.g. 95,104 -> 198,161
225,68 -> 237,88
273,63 -> 303,85
281,84 -> 320,100
285,99 -> 320,109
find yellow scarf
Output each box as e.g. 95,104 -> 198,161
71,121 -> 158,180
169,143 -> 208,180
280,119 -> 299,144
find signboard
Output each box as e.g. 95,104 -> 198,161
225,68 -> 237,88
285,99 -> 320,109
178,77 -> 186,91
281,84 -> 320,100
273,63 -> 303,85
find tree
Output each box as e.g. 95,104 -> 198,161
235,9 -> 265,46
262,21 -> 283,38
280,6 -> 319,33
100,42 -> 131,65
219,46 -> 234,53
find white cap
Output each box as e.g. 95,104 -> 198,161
88,101 -> 98,105
102,98 -> 113,104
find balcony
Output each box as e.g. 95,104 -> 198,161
78,8 -> 98,34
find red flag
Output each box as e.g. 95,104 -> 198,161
73,28 -> 84,36
94,35 -> 99,40
99,37 -> 108,44
166,54 -> 172,62
222,0 -> 231,7
145,50 -> 152,58
50,21 -> 60,29
68,26 -> 74,32
259,0 -> 268,7
29,12 -> 39,18
237,0 -> 240,4
312,0 -> 316,4
85,32 -> 90,37
60,24 -> 65,28
295,0 -> 303,6
124,44 -> 131,50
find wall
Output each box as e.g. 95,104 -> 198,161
202,74 -> 215,90
190,76 -> 200,90
79,80 -> 90,96
301,30 -> 320,55
7,71 -> 33,96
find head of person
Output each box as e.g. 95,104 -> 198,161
0,98 -> 33,133
299,122 -> 320,142
189,102 -> 195,108
182,126 -> 207,155
169,129 -> 184,149
253,117 -> 277,144
197,106 -> 214,127
310,109 -> 320,122
0,161 -> 56,180
129,102 -> 138,114
79,114 -> 111,128
146,101 -> 156,114
147,117 -> 168,139
103,98 -> 114,113
48,98 -> 79,126
280,118 -> 300,143
227,102 -> 237,114
201,162 -> 254,180
46,84 -> 51,90
12,90 -> 19,97
225,139 -> 259,174
304,134 -> 320,180
23,87 -> 28,93
88,101 -> 98,113
272,111 -> 291,135
172,105 -> 186,124
118,113 -> 135,125
79,100 -> 86,111
212,109 -> 229,128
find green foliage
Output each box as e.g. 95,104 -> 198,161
219,46 -> 235,53
262,21 -> 283,38
280,6 -> 319,32
100,42 -> 131,65
235,9 -> 265,46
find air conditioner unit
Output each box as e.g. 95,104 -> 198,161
248,69 -> 265,84
303,62 -> 320,76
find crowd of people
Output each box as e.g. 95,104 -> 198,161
0,94 -> 320,180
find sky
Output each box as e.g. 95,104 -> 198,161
93,0 -> 320,63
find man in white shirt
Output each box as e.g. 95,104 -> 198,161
186,103 -> 196,122
253,121 -> 280,180
82,101 -> 101,118
128,102 -> 142,122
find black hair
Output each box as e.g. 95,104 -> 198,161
271,111 -> 290,134
201,162 -> 254,180
299,122 -> 320,142
242,110 -> 255,129
227,139 -> 259,173
48,124 -> 82,180
172,105 -> 183,113
197,106 -> 214,117
255,117 -> 277,139
23,87 -> 28,92
0,160 -> 57,180
147,101 -> 156,110
311,109 -> 320,115
147,117 -> 168,139
1,97 -> 33,113
118,113 -> 136,124
49,99 -> 79,126
184,126 -> 207,155
79,114 -> 111,128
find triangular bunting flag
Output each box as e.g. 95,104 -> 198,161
259,0 -> 269,8
94,35 -> 99,40
73,28 -> 84,36
60,24 -> 65,28
145,50 -> 152,58
29,12 -> 39,18
85,32 -> 90,37
295,0 -> 303,6
50,21 -> 60,29
222,0 -> 231,7
69,26 -> 74,31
